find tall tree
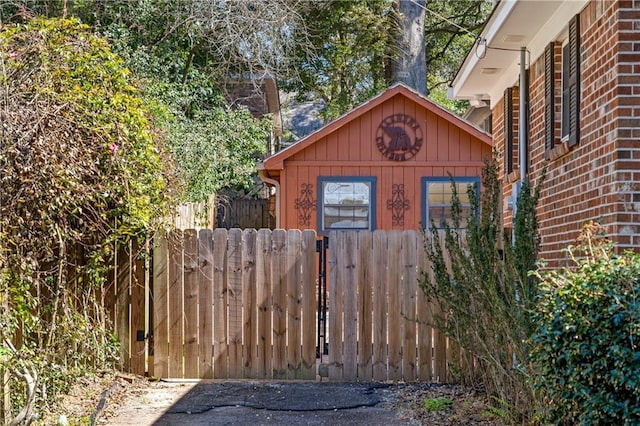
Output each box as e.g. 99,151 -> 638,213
284,0 -> 491,123
388,0 -> 427,95
282,0 -> 393,122
423,0 -> 490,100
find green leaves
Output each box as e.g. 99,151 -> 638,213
531,223 -> 640,424
1,17 -> 171,418
421,155 -> 542,422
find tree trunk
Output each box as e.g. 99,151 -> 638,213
388,0 -> 427,95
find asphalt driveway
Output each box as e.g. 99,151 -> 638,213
106,380 -> 405,425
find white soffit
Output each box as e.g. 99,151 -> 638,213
450,0 -> 588,108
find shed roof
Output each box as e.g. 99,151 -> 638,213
259,83 -> 492,171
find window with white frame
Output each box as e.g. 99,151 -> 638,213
422,177 -> 479,229
318,177 -> 376,232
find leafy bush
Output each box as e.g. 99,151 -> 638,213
531,222 -> 640,424
421,156 -> 542,423
1,17 -> 173,423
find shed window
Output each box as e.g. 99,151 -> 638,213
422,177 -> 479,229
318,177 -> 376,232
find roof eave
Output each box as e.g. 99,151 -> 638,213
450,0 -> 588,108
261,83 -> 492,171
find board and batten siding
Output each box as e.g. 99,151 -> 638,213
260,84 -> 492,232
279,95 -> 491,231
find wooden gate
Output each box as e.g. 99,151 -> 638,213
152,229 -> 318,379
324,230 -> 448,382
116,229 -> 452,381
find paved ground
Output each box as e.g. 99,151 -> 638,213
107,380 -> 405,425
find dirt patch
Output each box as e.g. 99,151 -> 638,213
41,371 -> 149,425
42,372 -> 504,425
383,382 -> 504,425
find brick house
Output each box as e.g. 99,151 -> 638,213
450,0 -> 640,266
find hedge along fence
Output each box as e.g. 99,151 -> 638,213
110,229 -> 459,382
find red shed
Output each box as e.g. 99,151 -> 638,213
258,83 -> 492,232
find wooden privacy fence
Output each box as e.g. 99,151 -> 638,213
326,230 -> 448,382
215,198 -> 275,229
153,228 -> 318,380
114,229 -> 453,382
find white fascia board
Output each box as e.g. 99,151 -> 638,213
526,0 -> 588,67
450,0 -> 518,99
485,0 -> 588,107
454,0 -> 588,107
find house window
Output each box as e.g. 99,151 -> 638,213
545,14 -> 580,158
422,177 -> 479,229
318,177 -> 376,232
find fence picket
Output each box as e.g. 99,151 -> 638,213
130,240 -> 146,375
242,229 -> 257,378
328,231 -> 343,380
227,229 -> 244,377
434,232 -> 448,381
271,229 -> 287,378
183,230 -> 199,378
342,232 -> 358,381
286,230 -> 302,379
198,229 -> 214,378
116,243 -> 131,372
357,231 -> 373,381
256,229 -> 272,378
417,235 -> 433,381
213,228 -> 229,378
387,231 -> 402,380
152,236 -> 169,378
301,231 -> 317,379
168,231 -> 184,378
372,231 -> 388,381
401,231 -> 418,380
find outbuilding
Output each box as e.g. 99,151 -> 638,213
258,83 -> 492,232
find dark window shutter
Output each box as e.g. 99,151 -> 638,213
544,42 -> 555,159
568,14 -> 581,147
504,87 -> 513,174
523,69 -> 529,174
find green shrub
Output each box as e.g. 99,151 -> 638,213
1,17 -> 171,423
421,156 -> 542,423
531,222 -> 640,424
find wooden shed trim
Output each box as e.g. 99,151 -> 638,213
259,83 -> 492,171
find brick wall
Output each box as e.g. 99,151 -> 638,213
494,0 -> 640,267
